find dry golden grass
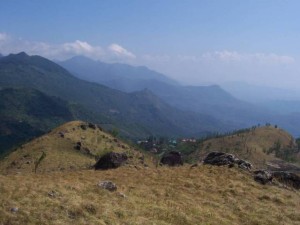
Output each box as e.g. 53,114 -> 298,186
197,126 -> 297,168
0,165 -> 299,225
0,121 -> 152,174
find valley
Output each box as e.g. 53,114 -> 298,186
2,2 -> 300,224
1,52 -> 300,225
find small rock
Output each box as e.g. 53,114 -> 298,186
236,159 -> 252,170
80,124 -> 87,130
58,132 -> 64,138
48,190 -> 58,198
88,123 -> 97,129
74,142 -> 81,150
98,181 -> 117,192
117,192 -> 126,198
10,207 -> 19,213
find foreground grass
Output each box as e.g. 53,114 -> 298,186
0,165 -> 300,225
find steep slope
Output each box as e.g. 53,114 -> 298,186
0,121 -> 150,174
0,52 -> 228,138
0,87 -> 75,155
193,126 -> 300,170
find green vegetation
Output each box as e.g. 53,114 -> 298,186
139,125 -> 300,168
0,52 -> 228,141
0,121 -> 151,174
0,87 -> 74,155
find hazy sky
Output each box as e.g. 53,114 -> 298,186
1,0 -> 300,88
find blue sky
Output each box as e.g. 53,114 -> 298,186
1,0 -> 300,88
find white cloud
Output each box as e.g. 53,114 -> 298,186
0,32 -> 298,88
108,43 -> 136,59
0,33 -> 135,62
63,40 -> 94,53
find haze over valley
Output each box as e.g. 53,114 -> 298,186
1,1 -> 300,224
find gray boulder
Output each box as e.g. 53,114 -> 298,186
203,152 -> 252,170
98,181 -> 117,192
160,151 -> 183,166
253,170 -> 273,185
272,171 -> 300,189
94,152 -> 128,170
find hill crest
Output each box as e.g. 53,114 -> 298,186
0,121 -> 151,174
193,125 -> 300,170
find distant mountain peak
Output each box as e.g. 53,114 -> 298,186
10,51 -> 29,58
68,55 -> 96,62
59,55 -> 179,88
2,52 -> 31,62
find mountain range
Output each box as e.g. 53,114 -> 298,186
0,52 -> 232,153
59,56 -> 300,136
2,52 -> 300,155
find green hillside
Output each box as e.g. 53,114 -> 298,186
0,52 -> 230,138
188,126 -> 300,170
0,87 -> 75,155
0,121 -> 151,174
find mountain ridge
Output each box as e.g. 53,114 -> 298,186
58,55 -> 300,136
58,55 -> 178,86
0,52 -> 228,141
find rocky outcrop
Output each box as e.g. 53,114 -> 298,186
203,152 -> 252,170
160,151 -> 183,166
253,170 -> 273,185
253,170 -> 300,189
94,152 -> 128,170
88,123 -> 97,129
272,171 -> 300,189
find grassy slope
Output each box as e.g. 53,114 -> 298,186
194,126 -> 300,169
0,166 -> 299,225
0,121 -> 151,174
